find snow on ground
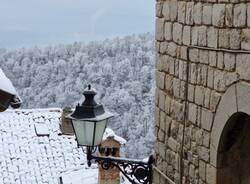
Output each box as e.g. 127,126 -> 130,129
0,108 -> 98,184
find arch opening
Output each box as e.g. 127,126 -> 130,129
217,112 -> 250,184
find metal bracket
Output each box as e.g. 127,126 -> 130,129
87,147 -> 154,184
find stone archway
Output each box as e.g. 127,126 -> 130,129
217,112 -> 250,184
210,81 -> 250,184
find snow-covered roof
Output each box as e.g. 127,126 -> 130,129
0,68 -> 17,95
60,167 -> 98,184
0,109 -> 98,184
103,128 -> 126,145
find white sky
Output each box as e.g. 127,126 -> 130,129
0,0 -> 155,48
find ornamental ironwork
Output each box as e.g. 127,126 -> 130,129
87,147 -> 154,184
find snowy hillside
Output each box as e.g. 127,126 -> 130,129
0,33 -> 155,159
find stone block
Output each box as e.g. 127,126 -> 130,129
162,1 -> 170,20
169,56 -> 175,75
204,88 -> 211,108
159,91 -> 165,110
191,27 -> 198,45
158,142 -> 166,159
225,72 -> 237,87
156,18 -> 165,41
189,48 -> 199,63
168,137 -> 180,152
161,55 -> 170,73
236,54 -> 250,80
218,29 -> 229,48
201,65 -> 208,86
233,4 -> 246,27
225,4 -> 233,27
173,78 -> 180,98
180,46 -> 188,60
165,115 -> 172,137
195,86 -> 205,106
224,53 -> 235,71
164,22 -> 172,41
158,129 -> 165,142
160,110 -> 166,131
165,95 -> 172,115
170,0 -> 178,21
241,29 -> 250,50
156,71 -> 165,89
198,146 -> 210,162
236,82 -> 250,113
206,164 -> 216,184
202,131 -> 210,148
230,29 -> 241,49
183,26 -> 191,45
208,51 -> 217,67
207,27 -> 218,48
193,3 -> 202,24
217,52 -> 224,69
173,23 -> 183,44
173,100 -> 184,122
212,4 -> 225,27
159,42 -> 168,54
178,1 -> 186,23
156,2 -> 163,18
201,108 -> 213,131
188,84 -> 195,102
207,67 -> 214,89
186,2 -> 194,25
190,63 -> 197,84
199,160 -> 206,182
203,4 -> 212,25
165,74 -> 174,94
213,70 -> 226,92
210,91 -> 221,112
247,3 -> 250,27
178,60 -> 184,80
199,50 -> 209,64
188,103 -> 197,124
198,26 -> 207,46
167,42 -> 177,57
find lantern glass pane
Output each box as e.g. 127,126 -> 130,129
94,119 -> 107,145
72,120 -> 94,146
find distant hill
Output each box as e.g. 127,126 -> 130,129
0,33 -> 155,158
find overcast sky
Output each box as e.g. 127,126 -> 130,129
0,0 -> 154,48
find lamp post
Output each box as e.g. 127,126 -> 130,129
67,85 -> 154,184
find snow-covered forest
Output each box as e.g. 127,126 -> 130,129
0,33 -> 155,159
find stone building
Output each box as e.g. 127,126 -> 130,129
154,0 -> 250,184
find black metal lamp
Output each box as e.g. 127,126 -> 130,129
68,84 -> 113,147
68,85 -> 154,184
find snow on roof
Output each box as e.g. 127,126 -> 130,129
60,167 -> 98,184
0,68 -> 17,95
0,109 -> 98,184
103,128 -> 126,145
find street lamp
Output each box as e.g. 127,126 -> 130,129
67,85 -> 154,184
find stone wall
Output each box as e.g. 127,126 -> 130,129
154,0 -> 250,184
